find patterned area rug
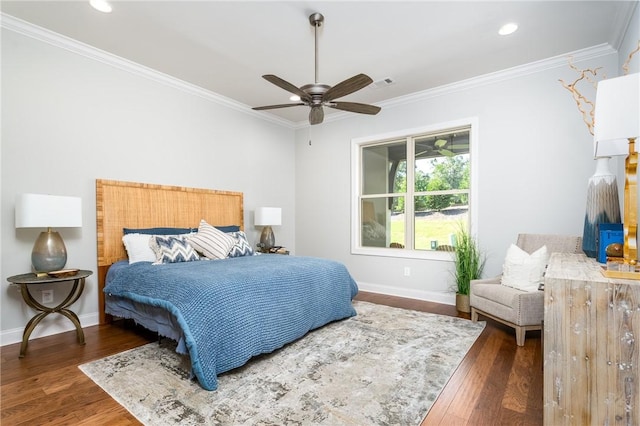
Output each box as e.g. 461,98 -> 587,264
79,301 -> 485,425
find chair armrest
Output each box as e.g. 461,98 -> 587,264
515,289 -> 544,303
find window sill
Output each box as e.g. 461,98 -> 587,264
351,247 -> 455,261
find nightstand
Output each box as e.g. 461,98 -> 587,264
259,250 -> 290,255
257,245 -> 290,255
6,269 -> 92,357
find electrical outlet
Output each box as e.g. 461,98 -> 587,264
42,289 -> 54,304
404,267 -> 411,276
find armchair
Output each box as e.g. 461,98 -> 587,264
470,233 -> 582,346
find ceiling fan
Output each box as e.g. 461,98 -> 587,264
416,134 -> 469,158
433,139 -> 456,157
252,13 -> 381,125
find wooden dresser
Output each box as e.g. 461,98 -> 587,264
544,252 -> 639,425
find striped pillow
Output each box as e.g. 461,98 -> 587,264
187,220 -> 236,260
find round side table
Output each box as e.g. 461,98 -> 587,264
6,270 -> 92,358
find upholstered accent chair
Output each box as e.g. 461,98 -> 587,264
470,234 -> 582,346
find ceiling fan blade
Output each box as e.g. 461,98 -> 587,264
252,103 -> 305,111
323,74 -> 373,102
309,106 -> 324,125
438,149 -> 456,157
329,102 -> 381,115
262,75 -> 311,102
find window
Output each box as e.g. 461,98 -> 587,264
351,119 -> 478,259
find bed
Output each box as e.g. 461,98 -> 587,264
96,179 -> 358,391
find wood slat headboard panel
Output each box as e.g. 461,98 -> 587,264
96,179 -> 244,266
96,179 -> 244,323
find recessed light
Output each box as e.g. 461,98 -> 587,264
498,23 -> 518,36
289,95 -> 301,101
90,0 -> 112,13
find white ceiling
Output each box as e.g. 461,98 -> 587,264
2,1 -> 637,126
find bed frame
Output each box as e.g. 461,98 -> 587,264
96,179 -> 244,324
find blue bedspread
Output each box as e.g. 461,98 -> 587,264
104,255 -> 358,390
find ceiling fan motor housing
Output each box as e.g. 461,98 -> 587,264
301,83 -> 330,105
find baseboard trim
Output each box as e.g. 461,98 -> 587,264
356,281 -> 455,306
1,312 -> 99,347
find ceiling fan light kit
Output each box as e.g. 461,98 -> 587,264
253,13 -> 381,125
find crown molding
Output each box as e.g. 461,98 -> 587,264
2,13 -> 619,131
293,43 -> 617,129
377,43 -> 617,111
0,13 -> 295,129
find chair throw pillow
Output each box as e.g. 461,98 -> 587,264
187,219 -> 236,260
501,244 -> 549,292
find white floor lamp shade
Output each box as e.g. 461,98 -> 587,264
15,193 -> 82,273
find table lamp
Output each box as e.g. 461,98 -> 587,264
593,73 -> 640,276
15,193 -> 83,275
255,207 -> 281,251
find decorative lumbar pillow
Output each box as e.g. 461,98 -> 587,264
227,231 -> 255,258
122,233 -> 156,264
187,220 -> 236,260
150,235 -> 200,265
501,244 -> 549,292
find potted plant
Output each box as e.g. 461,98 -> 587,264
452,226 -> 485,313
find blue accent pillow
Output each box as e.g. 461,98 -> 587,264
151,235 -> 200,264
123,225 -> 240,235
227,231 -> 255,258
123,227 -> 196,235
216,225 -> 241,233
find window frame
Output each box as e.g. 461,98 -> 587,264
351,117 -> 479,260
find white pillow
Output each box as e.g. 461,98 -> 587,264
186,220 -> 236,260
122,233 -> 156,264
501,244 -> 549,292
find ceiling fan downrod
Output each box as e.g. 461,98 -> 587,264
309,13 -> 324,84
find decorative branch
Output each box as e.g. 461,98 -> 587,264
560,42 -> 639,136
559,57 -> 604,135
622,40 -> 640,75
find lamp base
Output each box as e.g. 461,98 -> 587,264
32,229 -> 67,274
260,226 -> 275,251
601,268 -> 640,280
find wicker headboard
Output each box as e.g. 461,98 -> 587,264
95,179 -> 244,323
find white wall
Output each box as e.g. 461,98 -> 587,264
1,28 -> 296,344
294,48 -> 624,304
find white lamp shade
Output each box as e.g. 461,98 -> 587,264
593,73 -> 640,157
254,207 -> 281,226
15,193 -> 82,228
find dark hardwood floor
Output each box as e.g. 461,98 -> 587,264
1,292 -> 542,425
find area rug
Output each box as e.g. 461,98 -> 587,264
79,301 -> 485,425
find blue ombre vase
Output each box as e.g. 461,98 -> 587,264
583,157 -> 621,257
